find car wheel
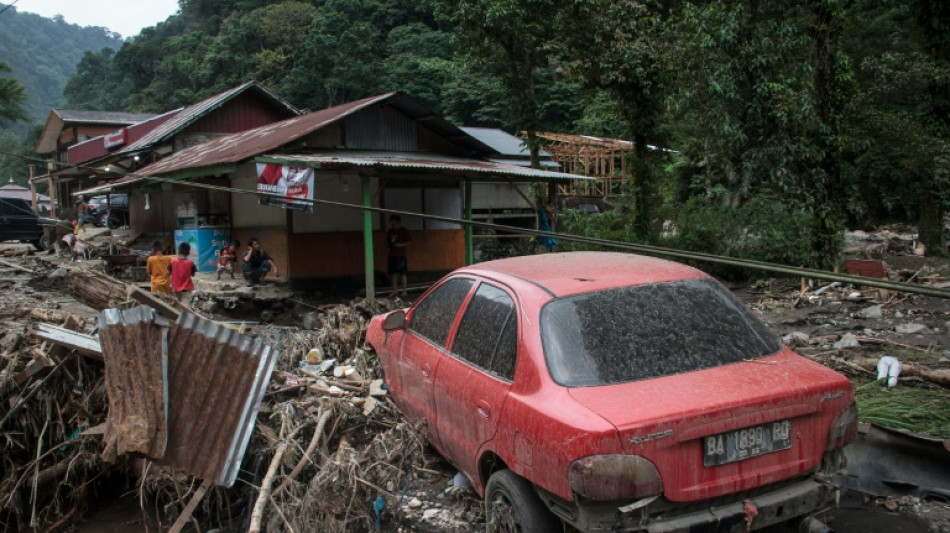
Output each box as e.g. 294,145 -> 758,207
31,235 -> 47,251
485,470 -> 561,533
98,213 -> 109,227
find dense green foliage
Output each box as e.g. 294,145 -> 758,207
0,8 -> 123,139
3,0 -> 950,267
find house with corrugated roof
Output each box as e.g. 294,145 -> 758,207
32,82 -> 300,221
78,92 -> 587,295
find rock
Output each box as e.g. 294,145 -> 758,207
895,323 -> 930,335
895,311 -> 904,318
48,268 -> 68,279
834,333 -> 860,349
857,305 -> 883,319
782,332 -> 810,345
422,509 -> 441,522
408,497 -> 423,509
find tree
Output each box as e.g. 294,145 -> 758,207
0,62 -> 28,124
558,0 -> 674,241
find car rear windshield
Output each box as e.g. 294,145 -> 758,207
540,279 -> 781,387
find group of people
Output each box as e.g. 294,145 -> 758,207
145,237 -> 279,298
141,215 -> 412,300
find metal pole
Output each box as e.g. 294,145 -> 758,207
362,174 -> 375,301
464,180 -> 473,265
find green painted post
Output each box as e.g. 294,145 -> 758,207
362,174 -> 375,301
464,179 -> 473,265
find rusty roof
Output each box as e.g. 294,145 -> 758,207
161,312 -> 277,486
98,307 -> 171,462
130,92 -> 497,178
115,81 -> 300,156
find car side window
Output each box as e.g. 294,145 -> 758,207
408,278 -> 474,347
451,283 -> 517,381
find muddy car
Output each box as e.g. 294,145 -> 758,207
365,252 -> 857,532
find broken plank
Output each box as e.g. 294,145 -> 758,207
126,286 -> 182,321
34,323 -> 102,360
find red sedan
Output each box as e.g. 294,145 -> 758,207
365,252 -> 856,532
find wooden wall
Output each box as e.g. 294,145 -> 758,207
231,227 -> 289,280
288,229 -> 464,279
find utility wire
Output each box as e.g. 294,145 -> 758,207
4,149 -> 950,298
0,0 -> 20,18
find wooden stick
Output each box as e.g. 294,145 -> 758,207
272,410 -> 332,498
167,480 -> 212,533
0,258 -> 33,273
853,336 -> 930,352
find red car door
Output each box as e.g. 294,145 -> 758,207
432,282 -> 519,479
396,278 -> 475,447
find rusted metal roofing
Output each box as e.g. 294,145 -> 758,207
129,92 -> 496,178
67,108 -> 183,165
259,151 -> 592,182
55,110 -> 158,124
98,307 -> 171,462
161,312 -> 277,486
116,81 -> 301,156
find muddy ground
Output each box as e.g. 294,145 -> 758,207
0,238 -> 948,532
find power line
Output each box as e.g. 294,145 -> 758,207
0,0 -> 20,18
4,149 -> 949,298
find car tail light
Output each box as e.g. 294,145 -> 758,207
826,401 -> 858,450
568,455 -> 662,501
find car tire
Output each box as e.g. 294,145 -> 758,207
98,213 -> 109,228
31,235 -> 47,251
485,469 -> 561,533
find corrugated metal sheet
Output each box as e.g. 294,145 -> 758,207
117,81 -> 301,156
128,92 -> 498,179
68,108 -> 182,165
128,93 -> 395,177
460,127 -> 553,158
344,105 -> 418,151
161,312 -> 277,486
55,110 -> 158,125
98,307 -> 170,462
262,151 -> 593,182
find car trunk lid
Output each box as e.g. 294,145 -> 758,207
567,350 -> 852,502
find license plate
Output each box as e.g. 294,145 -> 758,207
703,420 -> 791,467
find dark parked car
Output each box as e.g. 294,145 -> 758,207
88,194 -> 129,228
366,252 -> 857,533
0,198 -> 58,250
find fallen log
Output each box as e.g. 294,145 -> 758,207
0,258 -> 33,273
67,269 -> 128,311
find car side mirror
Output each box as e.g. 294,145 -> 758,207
382,310 -> 407,331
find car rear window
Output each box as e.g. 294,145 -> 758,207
540,279 -> 781,387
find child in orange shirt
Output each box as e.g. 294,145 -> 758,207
146,241 -> 172,294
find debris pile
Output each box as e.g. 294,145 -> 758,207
1,256 -> 479,531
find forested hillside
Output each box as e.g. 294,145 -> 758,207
3,0 -> 949,268
0,7 -> 123,140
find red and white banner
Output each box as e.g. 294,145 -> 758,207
256,163 -> 314,213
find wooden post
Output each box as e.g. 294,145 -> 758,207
464,179 -> 473,266
362,174 -> 375,301
28,165 -> 38,212
46,176 -> 56,218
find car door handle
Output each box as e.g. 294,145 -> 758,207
476,399 -> 491,418
421,363 -> 432,378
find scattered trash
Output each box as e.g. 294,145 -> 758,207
876,356 -> 902,389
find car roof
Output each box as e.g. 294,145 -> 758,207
461,252 -> 708,297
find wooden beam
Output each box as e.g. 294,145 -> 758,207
34,323 -> 103,360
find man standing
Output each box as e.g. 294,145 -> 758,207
243,237 -> 279,287
386,215 -> 411,298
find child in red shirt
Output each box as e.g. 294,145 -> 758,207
169,242 -> 197,297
